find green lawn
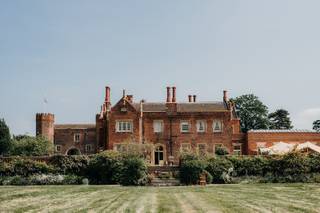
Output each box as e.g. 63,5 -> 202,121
0,184 -> 319,213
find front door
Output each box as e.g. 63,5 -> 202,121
154,145 -> 164,165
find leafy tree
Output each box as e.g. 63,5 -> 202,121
232,94 -> 269,132
0,119 -> 11,155
268,109 -> 293,130
11,135 -> 53,156
313,120 -> 320,132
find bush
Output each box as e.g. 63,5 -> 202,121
87,151 -> 122,184
119,154 -> 147,186
0,158 -> 53,177
215,147 -> 229,156
228,156 -> 269,176
206,157 -> 233,183
48,155 -> 89,176
180,159 -> 207,185
10,136 -> 53,156
308,153 -> 320,173
204,170 -> 213,184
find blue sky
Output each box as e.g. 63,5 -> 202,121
1,0 -> 320,135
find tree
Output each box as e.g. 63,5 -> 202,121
268,109 -> 293,130
232,94 -> 269,132
313,120 -> 320,132
0,118 -> 11,155
11,135 -> 53,156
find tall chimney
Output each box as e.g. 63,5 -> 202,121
188,95 -> 192,103
166,87 -> 171,103
105,86 -> 110,103
223,90 -> 228,102
193,95 -> 196,103
172,87 -> 176,103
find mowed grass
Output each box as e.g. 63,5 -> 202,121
0,184 -> 319,213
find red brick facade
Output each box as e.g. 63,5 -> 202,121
36,86 -> 320,164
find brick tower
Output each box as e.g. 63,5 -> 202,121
36,113 -> 55,143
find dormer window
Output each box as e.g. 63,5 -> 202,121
213,120 -> 222,132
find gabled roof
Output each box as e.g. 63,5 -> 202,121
54,124 -> 96,130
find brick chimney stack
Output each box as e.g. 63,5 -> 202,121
223,90 -> 228,102
188,95 -> 192,103
105,86 -> 110,103
193,95 -> 196,103
172,86 -> 176,103
166,86 -> 171,103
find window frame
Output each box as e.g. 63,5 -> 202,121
212,120 -> 223,132
153,120 -> 164,133
114,143 -> 128,152
55,145 -> 61,152
197,143 -> 207,156
180,121 -> 190,133
74,133 -> 81,143
180,143 -> 191,152
233,143 -> 242,155
116,120 -> 133,133
85,144 -> 92,152
196,120 -> 207,133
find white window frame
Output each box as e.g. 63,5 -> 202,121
214,143 -> 223,154
197,143 -> 207,155
180,143 -> 191,152
153,120 -> 164,133
74,133 -> 81,143
196,120 -> 206,133
213,120 -> 223,132
55,145 -> 61,152
180,121 -> 190,133
85,144 -> 92,152
116,120 -> 133,133
114,143 -> 128,152
233,143 -> 242,155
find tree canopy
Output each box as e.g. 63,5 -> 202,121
0,118 -> 11,155
232,94 -> 269,132
313,120 -> 320,132
268,109 -> 293,130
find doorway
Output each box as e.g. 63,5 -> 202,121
154,145 -> 164,165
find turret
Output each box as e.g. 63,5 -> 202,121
36,113 -> 55,143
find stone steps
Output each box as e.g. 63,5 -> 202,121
150,178 -> 180,186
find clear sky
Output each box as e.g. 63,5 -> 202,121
1,0 -> 320,135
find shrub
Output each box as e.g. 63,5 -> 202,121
215,147 -> 229,156
10,136 -> 53,156
308,153 -> 320,173
48,155 -> 89,176
228,156 -> 268,176
87,151 -> 122,184
206,157 -> 233,183
204,170 -> 213,184
180,159 -> 207,185
0,158 -> 53,177
119,154 -> 147,186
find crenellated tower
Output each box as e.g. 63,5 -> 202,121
36,113 -> 55,143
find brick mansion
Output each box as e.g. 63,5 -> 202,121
36,86 -> 320,165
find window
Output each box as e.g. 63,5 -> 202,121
85,144 -> 92,152
213,120 -> 222,132
74,133 -> 81,143
114,143 -> 127,152
233,144 -> 242,155
196,120 -> 206,133
116,121 -> 133,132
55,145 -> 61,152
181,143 -> 191,152
197,144 -> 206,156
180,121 -> 190,133
153,120 -> 163,133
